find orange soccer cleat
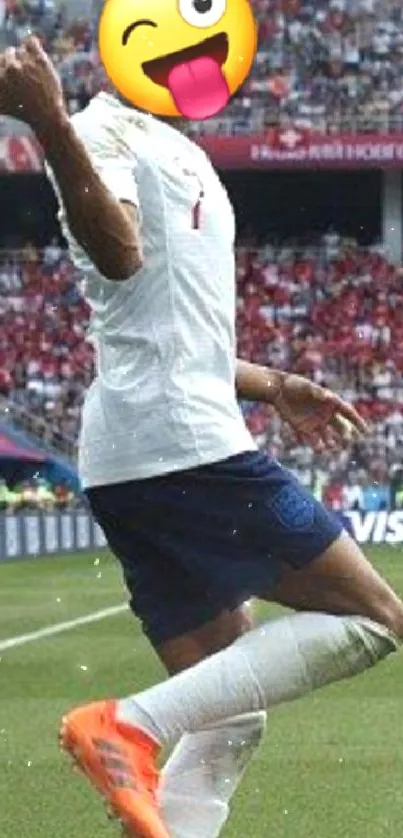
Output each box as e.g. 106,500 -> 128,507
60,700 -> 170,838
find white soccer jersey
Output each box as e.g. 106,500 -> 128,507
52,92 -> 256,488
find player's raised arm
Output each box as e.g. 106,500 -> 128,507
0,37 -> 142,280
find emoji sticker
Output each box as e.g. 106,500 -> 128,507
98,0 -> 257,120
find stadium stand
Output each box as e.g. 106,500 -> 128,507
0,243 -> 92,455
1,0 -> 403,514
236,237 -> 403,509
2,0 -> 403,132
1,236 -> 403,511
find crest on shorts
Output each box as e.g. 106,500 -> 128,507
271,485 -> 314,531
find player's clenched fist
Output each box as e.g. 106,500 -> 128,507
0,36 -> 66,136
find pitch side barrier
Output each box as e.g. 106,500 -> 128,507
0,510 -> 107,561
1,510 -> 403,561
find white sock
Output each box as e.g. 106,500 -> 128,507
117,612 -> 399,746
160,712 -> 266,838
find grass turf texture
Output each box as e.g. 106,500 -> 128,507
0,545 -> 402,838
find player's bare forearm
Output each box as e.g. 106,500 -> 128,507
235,360 -> 285,403
236,360 -> 368,443
39,110 -> 143,280
0,37 -> 141,279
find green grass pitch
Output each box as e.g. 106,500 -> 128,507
1,545 -> 403,838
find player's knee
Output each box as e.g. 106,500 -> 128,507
353,576 -> 403,639
331,536 -> 403,639
369,595 -> 403,640
350,614 -> 401,666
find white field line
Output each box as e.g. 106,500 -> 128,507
0,604 -> 129,652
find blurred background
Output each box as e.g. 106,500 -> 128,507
1,0 -> 403,553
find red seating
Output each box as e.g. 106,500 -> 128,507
2,0 -> 403,131
2,238 -> 403,490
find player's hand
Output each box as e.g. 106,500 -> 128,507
272,374 -> 369,451
0,37 -> 66,135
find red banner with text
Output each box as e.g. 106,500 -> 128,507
2,128 -> 403,172
197,128 -> 403,170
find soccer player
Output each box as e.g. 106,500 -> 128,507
1,37 -> 402,838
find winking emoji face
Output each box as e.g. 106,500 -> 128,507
98,0 -> 257,120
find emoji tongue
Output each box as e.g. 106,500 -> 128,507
167,56 -> 230,120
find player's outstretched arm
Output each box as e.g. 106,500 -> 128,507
235,359 -> 369,448
235,359 -> 285,403
0,37 -> 142,280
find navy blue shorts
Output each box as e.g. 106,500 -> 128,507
86,451 -> 343,646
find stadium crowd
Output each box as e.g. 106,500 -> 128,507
1,235 -> 403,510
1,0 -> 403,134
0,475 -> 78,511
0,241 -> 92,447
236,235 -> 403,508
1,0 -> 403,512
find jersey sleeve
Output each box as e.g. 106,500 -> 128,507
45,111 -> 140,277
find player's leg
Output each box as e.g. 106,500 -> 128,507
62,593 -> 399,837
112,606 -> 399,749
61,457 -> 401,838
270,529 -> 403,634
67,480 -> 266,838
156,607 -> 267,838
156,602 -> 252,672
